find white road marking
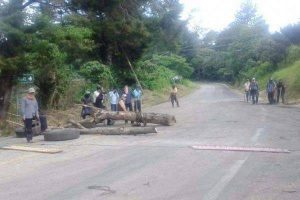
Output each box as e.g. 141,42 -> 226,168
202,158 -> 248,200
251,128 -> 264,143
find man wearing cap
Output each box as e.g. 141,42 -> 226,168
21,87 -> 39,143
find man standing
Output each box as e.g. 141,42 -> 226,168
277,80 -> 285,104
266,78 -> 276,104
133,86 -> 142,112
170,85 -> 179,107
249,78 -> 259,104
81,90 -> 93,119
92,85 -> 101,105
94,87 -> 105,109
21,87 -> 39,143
123,85 -> 133,124
108,88 -> 119,112
244,79 -> 250,102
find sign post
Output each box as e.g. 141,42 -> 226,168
17,74 -> 35,115
18,74 -> 34,84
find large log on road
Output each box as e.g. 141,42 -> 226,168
80,126 -> 157,135
95,111 -> 176,126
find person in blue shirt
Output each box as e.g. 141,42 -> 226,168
133,86 -> 142,112
109,88 -> 119,111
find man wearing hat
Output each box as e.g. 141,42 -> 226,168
21,87 -> 39,143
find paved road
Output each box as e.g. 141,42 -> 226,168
0,83 -> 299,200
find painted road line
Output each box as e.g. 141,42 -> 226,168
202,158 -> 248,200
191,145 -> 290,153
251,128 -> 264,143
1,145 -> 63,154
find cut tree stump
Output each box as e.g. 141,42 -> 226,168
80,126 -> 157,135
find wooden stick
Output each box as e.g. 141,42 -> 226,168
0,145 -> 63,154
67,119 -> 87,129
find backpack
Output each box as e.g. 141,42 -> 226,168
251,82 -> 258,91
267,83 -> 274,93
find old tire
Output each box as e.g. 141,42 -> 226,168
44,129 -> 80,141
15,128 -> 25,138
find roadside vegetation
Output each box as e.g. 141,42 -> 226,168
1,0 -> 300,134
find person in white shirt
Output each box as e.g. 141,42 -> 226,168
244,79 -> 250,102
92,85 -> 101,104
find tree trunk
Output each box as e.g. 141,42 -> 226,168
95,110 -> 176,126
80,126 -> 157,135
0,75 -> 14,121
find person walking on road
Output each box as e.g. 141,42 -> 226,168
133,86 -> 142,113
249,78 -> 259,104
244,79 -> 250,102
276,80 -> 285,104
266,78 -> 276,104
21,87 -> 39,143
170,85 -> 179,107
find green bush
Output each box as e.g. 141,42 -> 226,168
79,61 -> 115,89
135,60 -> 176,90
150,54 -> 193,78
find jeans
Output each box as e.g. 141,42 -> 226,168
24,118 -> 33,142
277,89 -> 285,103
125,103 -> 133,124
250,90 -> 259,104
134,100 -> 142,112
268,92 -> 275,104
111,104 -> 117,111
245,91 -> 250,102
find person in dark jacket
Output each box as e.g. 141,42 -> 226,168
249,78 -> 259,104
266,78 -> 276,104
21,87 -> 39,143
277,80 -> 285,104
81,90 -> 93,119
94,87 -> 105,109
123,85 -> 133,124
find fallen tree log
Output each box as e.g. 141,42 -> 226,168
80,126 -> 157,135
95,111 -> 176,126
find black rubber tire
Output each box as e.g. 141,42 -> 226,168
15,127 -> 25,138
44,129 -> 80,141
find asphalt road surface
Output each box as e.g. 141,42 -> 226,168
0,83 -> 299,200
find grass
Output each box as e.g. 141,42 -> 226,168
272,60 -> 300,101
142,80 -> 199,107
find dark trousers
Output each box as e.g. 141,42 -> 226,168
250,90 -> 259,104
134,100 -> 142,112
125,103 -> 133,124
171,94 -> 179,107
268,92 -> 275,104
111,104 -> 117,111
24,118 -> 33,142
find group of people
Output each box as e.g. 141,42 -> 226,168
81,85 -> 143,121
244,78 -> 285,105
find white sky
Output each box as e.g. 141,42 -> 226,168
180,0 -> 300,33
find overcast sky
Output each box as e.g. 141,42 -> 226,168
179,0 -> 300,33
